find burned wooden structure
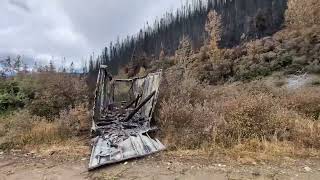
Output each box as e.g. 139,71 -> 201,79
89,66 -> 165,170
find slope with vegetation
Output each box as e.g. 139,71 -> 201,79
154,0 -> 320,160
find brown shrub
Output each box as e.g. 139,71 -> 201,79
205,10 -> 222,51
215,93 -> 291,147
0,110 -> 53,149
20,121 -> 69,145
189,22 -> 320,84
174,36 -> 193,65
27,72 -> 88,119
56,104 -> 91,136
290,118 -> 320,149
0,105 -> 90,150
158,75 -> 320,152
286,0 -> 320,27
283,87 -> 320,120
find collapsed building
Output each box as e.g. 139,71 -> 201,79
89,66 -> 165,170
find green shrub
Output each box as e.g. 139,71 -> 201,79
0,73 -> 88,119
275,53 -> 293,69
0,81 -> 32,114
26,73 -> 88,119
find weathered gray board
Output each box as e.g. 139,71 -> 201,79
89,66 -> 165,170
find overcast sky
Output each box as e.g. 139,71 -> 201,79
0,0 -> 184,68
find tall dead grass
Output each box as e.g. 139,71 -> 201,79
158,76 -> 320,155
282,87 -> 320,120
286,0 -> 320,27
0,104 -> 90,150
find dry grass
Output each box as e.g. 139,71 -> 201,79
0,104 -> 90,150
158,75 -> 320,157
21,121 -> 68,145
286,0 -> 320,27
23,138 -> 90,159
283,87 -> 320,120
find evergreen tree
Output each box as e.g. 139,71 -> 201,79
32,62 -> 38,73
70,62 -> 74,73
83,60 -> 88,74
23,64 -> 28,74
89,55 -> 94,72
49,60 -> 56,72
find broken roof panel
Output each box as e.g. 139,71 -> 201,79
89,67 -> 165,170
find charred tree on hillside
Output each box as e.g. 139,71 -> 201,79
89,0 -> 287,75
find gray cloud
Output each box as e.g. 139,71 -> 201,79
0,0 -> 184,69
9,0 -> 31,12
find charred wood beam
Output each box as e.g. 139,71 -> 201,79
123,91 -> 156,122
125,94 -> 142,109
114,79 -> 133,82
114,76 -> 141,82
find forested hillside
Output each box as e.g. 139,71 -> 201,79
91,0 -> 287,74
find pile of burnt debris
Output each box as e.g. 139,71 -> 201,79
89,66 -> 165,170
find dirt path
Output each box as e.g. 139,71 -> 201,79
1,152 -> 320,180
